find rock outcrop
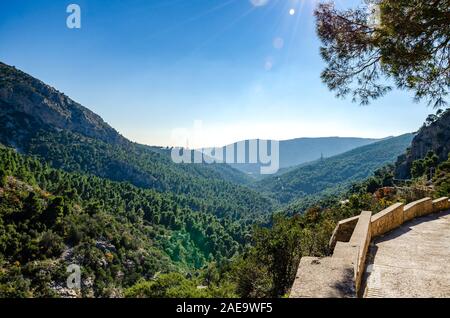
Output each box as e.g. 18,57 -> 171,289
0,62 -> 126,148
395,109 -> 450,179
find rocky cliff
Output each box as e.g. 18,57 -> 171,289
0,62 -> 126,148
395,109 -> 450,179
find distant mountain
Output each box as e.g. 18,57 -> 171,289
204,137 -> 380,177
255,133 -> 414,204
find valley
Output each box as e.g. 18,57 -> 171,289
0,61 -> 448,298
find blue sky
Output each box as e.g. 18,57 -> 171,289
0,0 -> 433,147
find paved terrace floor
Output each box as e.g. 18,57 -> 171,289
363,210 -> 450,298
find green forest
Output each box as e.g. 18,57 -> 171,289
2,123 -> 449,297
0,144 -> 398,297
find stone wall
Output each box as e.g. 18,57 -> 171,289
328,215 -> 360,250
371,203 -> 404,237
404,197 -> 432,221
291,210 -> 372,298
349,211 -> 372,294
432,197 -> 450,212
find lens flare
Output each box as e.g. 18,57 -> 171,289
273,37 -> 284,49
250,0 -> 269,7
264,57 -> 273,71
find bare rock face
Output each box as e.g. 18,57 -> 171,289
395,109 -> 450,179
0,62 -> 126,147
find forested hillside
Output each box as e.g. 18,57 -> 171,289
24,130 -> 272,221
255,134 -> 414,204
0,62 -> 281,297
0,145 -> 258,297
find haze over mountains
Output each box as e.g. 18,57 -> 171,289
203,137 -> 381,176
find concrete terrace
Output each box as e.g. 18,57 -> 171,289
363,210 -> 450,298
290,197 -> 450,298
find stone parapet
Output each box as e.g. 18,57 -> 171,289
328,215 -> 360,251
371,203 -> 404,237
290,197 -> 450,298
404,197 -> 432,221
349,211 -> 372,294
432,197 -> 450,213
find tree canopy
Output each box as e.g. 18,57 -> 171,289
315,0 -> 450,107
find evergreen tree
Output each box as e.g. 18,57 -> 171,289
0,168 -> 7,187
42,196 -> 65,225
315,0 -> 450,107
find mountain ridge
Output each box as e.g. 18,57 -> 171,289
201,136 -> 381,177
255,133 -> 414,204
